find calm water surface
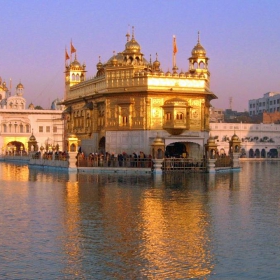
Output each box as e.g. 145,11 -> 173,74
0,161 -> 280,279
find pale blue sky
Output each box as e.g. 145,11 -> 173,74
1,0 -> 280,111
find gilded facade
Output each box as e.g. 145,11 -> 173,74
63,29 -> 217,159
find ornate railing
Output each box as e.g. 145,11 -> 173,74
162,158 -> 207,172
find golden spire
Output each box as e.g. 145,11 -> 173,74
126,24 -> 130,42
132,26 -> 135,39
198,31 -> 200,43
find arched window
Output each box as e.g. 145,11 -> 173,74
176,113 -> 183,120
76,74 -> 80,81
199,61 -> 205,69
122,116 -> 128,126
26,125 -> 30,133
20,124 -> 23,133
70,143 -> 76,152
165,112 -> 171,121
72,73 -> 76,81
3,124 -> 7,133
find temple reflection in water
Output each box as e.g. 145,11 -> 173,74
0,162 -> 245,278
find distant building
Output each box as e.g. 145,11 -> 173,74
249,92 -> 280,116
263,111 -> 280,124
209,107 -> 224,122
0,79 -> 64,154
210,122 -> 280,158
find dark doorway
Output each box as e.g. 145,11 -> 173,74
165,142 -> 186,158
99,137 -> 105,154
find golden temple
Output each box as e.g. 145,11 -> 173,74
63,28 -> 217,158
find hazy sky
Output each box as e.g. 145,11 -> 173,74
1,0 -> 280,111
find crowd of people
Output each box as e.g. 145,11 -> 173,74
77,151 -> 153,168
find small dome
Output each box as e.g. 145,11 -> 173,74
179,72 -> 185,77
16,82 -> 24,89
124,37 -> 141,53
152,134 -> 165,146
166,70 -> 171,76
153,58 -> 160,69
191,41 -> 206,57
28,103 -> 35,109
71,59 -> 81,68
231,134 -> 240,141
29,132 -> 37,142
207,135 -> 216,144
96,61 -> 103,70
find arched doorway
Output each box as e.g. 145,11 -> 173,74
255,149 -> 260,158
99,137 -> 105,154
249,149 -> 254,158
269,148 -> 278,158
241,148 -> 246,158
165,142 -> 186,158
261,149 -> 266,158
220,148 -> 226,156
7,141 -> 25,155
70,143 -> 76,152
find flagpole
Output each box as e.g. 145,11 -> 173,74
70,39 -> 72,62
173,35 -> 177,71
173,36 -> 175,68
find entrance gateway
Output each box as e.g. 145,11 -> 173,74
164,136 -> 205,160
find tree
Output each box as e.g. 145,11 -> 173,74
35,105 -> 43,110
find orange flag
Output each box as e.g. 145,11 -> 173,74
71,42 -> 76,54
173,35 -> 177,54
65,50 -> 70,60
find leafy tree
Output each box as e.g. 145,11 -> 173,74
35,105 -> 43,110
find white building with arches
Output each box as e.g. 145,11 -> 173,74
0,79 -> 65,155
210,122 -> 280,158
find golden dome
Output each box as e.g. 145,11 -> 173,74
166,70 -> 171,76
152,133 -> 165,146
28,103 -> 35,109
192,42 -> 206,57
124,27 -> 141,54
191,32 -> 206,57
124,37 -> 141,53
29,132 -> 37,142
231,134 -> 240,141
71,58 -> 81,68
96,61 -> 103,70
153,54 -> 160,70
16,82 -> 24,89
207,135 -> 216,144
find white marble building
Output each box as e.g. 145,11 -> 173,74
210,122 -> 280,158
0,79 -> 64,155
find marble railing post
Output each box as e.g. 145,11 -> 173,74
68,152 -> 77,170
232,153 -> 240,168
152,159 -> 163,174
207,158 -> 216,173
